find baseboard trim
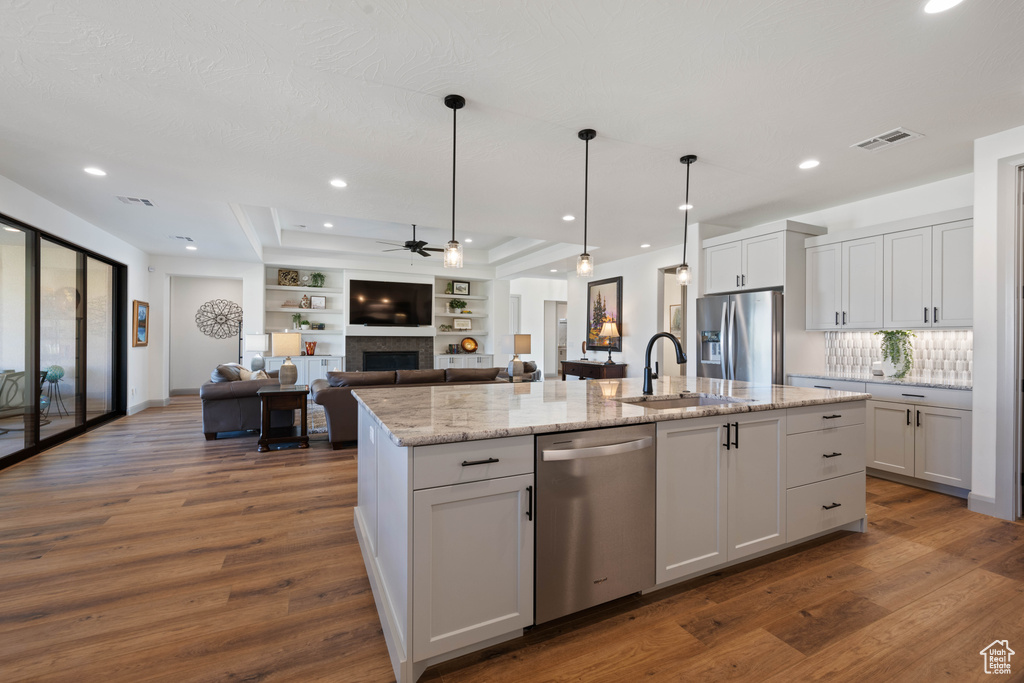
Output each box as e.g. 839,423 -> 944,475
169,388 -> 200,396
968,492 -> 998,517
865,468 -> 969,500
128,398 -> 170,415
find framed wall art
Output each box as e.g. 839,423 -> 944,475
277,269 -> 299,286
453,318 -> 472,330
452,280 -> 470,295
133,300 -> 149,347
310,295 -> 326,310
586,276 -> 622,352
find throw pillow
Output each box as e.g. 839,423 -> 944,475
211,363 -> 243,383
238,367 -> 253,381
251,370 -> 269,380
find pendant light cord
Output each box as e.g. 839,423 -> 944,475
451,106 -> 457,243
583,136 -> 589,253
682,160 -> 690,265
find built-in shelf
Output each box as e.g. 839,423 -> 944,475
266,285 -> 345,294
436,332 -> 489,337
269,307 -> 345,314
436,312 -> 488,318
264,329 -> 343,335
435,294 -> 487,301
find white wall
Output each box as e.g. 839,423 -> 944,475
169,276 -> 244,393
971,124 -> 1024,520
509,277 -> 568,377
0,175 -> 152,413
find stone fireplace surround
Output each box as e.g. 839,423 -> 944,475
344,336 -> 434,372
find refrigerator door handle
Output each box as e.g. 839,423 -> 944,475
727,299 -> 737,380
719,302 -> 729,379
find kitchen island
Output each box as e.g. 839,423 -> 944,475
353,376 -> 870,683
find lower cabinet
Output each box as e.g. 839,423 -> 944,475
266,355 -> 342,385
867,399 -> 972,488
434,354 -> 495,369
656,411 -> 785,585
412,473 -> 534,661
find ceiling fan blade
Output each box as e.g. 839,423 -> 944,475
376,241 -> 405,247
382,248 -> 406,252
417,249 -> 432,257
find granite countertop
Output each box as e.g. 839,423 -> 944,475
352,376 -> 870,447
789,372 -> 972,391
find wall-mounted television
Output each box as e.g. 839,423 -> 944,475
349,280 -> 432,327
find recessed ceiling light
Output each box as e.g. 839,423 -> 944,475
550,269 -> 558,272
84,167 -> 106,176
323,222 -> 333,228
329,178 -> 347,188
186,245 -> 197,251
640,243 -> 651,248
465,238 -> 473,243
4,227 -> 20,233
799,159 -> 820,170
562,215 -> 575,221
924,0 -> 965,13
678,204 -> 693,211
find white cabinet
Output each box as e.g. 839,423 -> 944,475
434,354 -> 494,369
883,221 -> 972,329
867,399 -> 972,488
266,355 -> 343,385
704,233 -> 784,293
807,236 -> 883,331
412,472 -> 533,660
656,411 -> 785,584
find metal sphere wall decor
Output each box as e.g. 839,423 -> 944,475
195,299 -> 243,339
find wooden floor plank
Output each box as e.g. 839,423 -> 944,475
1,396 -> 1023,682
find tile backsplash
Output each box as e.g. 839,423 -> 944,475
824,329 -> 972,385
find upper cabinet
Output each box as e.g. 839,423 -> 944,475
806,236 -> 883,331
883,219 -> 972,329
703,221 -> 825,295
805,209 -> 973,331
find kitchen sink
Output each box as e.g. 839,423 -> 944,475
615,393 -> 751,410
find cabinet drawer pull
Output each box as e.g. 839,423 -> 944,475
822,502 -> 842,510
526,485 -> 533,521
822,414 -> 842,420
732,421 -> 739,448
723,423 -> 731,451
461,457 -> 499,467
917,410 -> 921,428
901,393 -> 925,398
822,452 -> 842,458
906,408 -> 911,426
813,385 -> 832,390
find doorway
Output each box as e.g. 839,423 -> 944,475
658,267 -> 687,377
169,276 -> 243,394
543,300 -> 567,379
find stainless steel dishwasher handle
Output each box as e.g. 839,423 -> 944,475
541,436 -> 654,461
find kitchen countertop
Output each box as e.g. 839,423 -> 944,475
352,376 -> 870,447
789,372 -> 972,391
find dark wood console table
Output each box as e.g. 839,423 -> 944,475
560,360 -> 628,381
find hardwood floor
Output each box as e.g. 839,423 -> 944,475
1,397 -> 1022,682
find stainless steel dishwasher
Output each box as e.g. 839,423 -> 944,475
535,423 -> 656,624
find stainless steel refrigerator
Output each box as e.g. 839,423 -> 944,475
696,290 -> 784,385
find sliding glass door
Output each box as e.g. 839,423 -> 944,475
0,214 -> 125,465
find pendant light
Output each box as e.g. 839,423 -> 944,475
444,94 -> 466,268
676,154 -> 698,285
576,128 -> 596,277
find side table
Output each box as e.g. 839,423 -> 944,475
257,384 -> 309,452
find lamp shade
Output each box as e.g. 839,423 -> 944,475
245,333 -> 269,353
599,321 -> 619,339
271,332 -> 302,358
514,334 -> 532,355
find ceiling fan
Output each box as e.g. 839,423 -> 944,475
378,224 -> 445,257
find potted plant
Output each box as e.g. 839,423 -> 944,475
310,272 -> 326,288
300,319 -> 311,330
449,298 -> 468,313
291,313 -> 302,329
875,330 -> 915,378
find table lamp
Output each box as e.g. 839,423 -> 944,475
598,322 -> 619,364
245,333 -> 269,371
507,333 -> 532,382
271,332 -> 302,386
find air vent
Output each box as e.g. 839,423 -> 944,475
116,196 -> 155,207
851,127 -> 924,152
173,235 -> 194,242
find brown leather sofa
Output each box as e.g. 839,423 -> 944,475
311,367 -> 504,449
200,364 -> 294,440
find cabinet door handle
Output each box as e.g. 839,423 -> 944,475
822,452 -> 842,458
822,502 -> 842,510
835,312 -> 839,326
741,274 -> 746,286
732,421 -> 739,448
906,408 -> 911,426
924,307 -> 929,323
842,311 -> 847,325
526,485 -> 533,521
723,423 -> 731,450
934,307 -> 939,323
736,275 -> 740,287
916,410 -> 921,427
461,457 -> 499,467
823,414 -> 842,420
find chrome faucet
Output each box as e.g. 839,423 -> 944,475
643,332 -> 686,395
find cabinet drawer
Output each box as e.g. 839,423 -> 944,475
866,383 -> 971,410
789,376 -> 867,393
413,435 -> 534,490
787,425 -> 865,487
787,472 -> 866,541
787,401 -> 865,434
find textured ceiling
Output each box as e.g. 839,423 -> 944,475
0,0 -> 1022,274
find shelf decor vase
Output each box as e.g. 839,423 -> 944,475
305,341 -> 317,356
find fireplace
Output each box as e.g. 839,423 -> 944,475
363,351 -> 419,372
345,336 -> 434,372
